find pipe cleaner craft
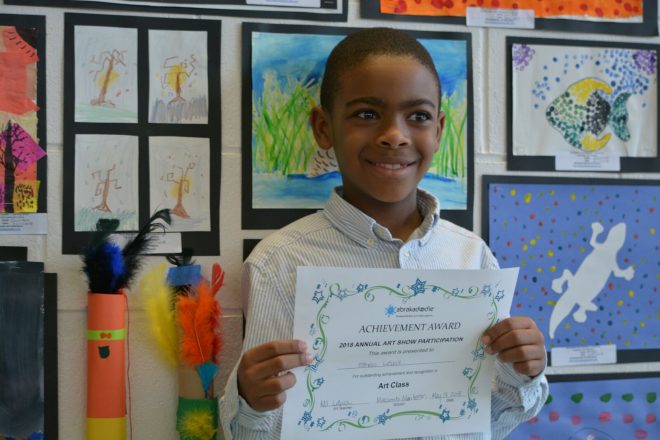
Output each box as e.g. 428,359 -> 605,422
82,209 -> 171,440
140,253 -> 224,440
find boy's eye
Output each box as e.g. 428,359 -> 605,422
408,111 -> 432,122
355,110 -> 378,120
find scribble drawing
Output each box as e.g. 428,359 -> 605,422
548,222 -> 635,339
546,78 -> 631,152
92,164 -> 122,212
162,55 -> 197,104
89,49 -> 127,108
0,121 -> 44,213
166,162 -> 195,218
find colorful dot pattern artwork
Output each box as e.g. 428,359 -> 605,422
380,0 -> 644,21
488,182 -> 659,351
508,376 -> 659,440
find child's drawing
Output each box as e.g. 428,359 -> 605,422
378,0 -> 646,22
508,375 -> 659,440
487,179 -> 658,353
549,222 -> 635,339
74,26 -> 138,123
148,30 -> 208,124
250,29 -> 468,210
512,43 -> 658,158
74,134 -> 139,231
149,137 -> 210,231
1,24 -> 44,214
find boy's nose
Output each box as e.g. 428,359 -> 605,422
377,117 -> 410,149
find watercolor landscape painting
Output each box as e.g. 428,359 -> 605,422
484,176 -> 659,362
248,26 -> 470,215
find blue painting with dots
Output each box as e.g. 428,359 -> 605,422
508,374 -> 659,440
511,41 -> 658,159
486,177 -> 659,362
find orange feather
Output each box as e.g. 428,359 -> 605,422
176,281 -> 222,367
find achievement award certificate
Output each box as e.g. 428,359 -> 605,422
281,267 -> 518,440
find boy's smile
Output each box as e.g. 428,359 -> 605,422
311,54 -> 444,230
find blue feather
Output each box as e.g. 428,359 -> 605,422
196,361 -> 219,395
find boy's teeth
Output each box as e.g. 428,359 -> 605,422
378,163 -> 404,170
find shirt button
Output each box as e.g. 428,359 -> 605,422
366,238 -> 375,247
403,250 -> 411,257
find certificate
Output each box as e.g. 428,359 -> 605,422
281,267 -> 518,440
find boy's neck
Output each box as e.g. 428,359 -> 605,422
344,193 -> 423,242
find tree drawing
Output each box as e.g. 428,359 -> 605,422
161,55 -> 197,104
92,164 -> 122,212
0,26 -> 40,115
166,162 -> 195,218
89,49 -> 127,108
0,121 -> 44,213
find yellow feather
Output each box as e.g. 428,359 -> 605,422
139,263 -> 178,368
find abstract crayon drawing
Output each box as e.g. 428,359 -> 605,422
148,30 -> 209,124
512,43 -> 658,158
508,375 -> 659,440
249,28 -> 468,211
74,26 -> 138,123
486,179 -> 659,355
149,137 -> 210,232
379,0 -> 645,22
0,24 -> 45,214
74,134 -> 139,231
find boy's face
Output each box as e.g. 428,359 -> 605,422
311,54 -> 444,214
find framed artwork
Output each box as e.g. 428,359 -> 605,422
509,373 -> 659,440
482,175 -> 660,364
0,14 -> 47,217
0,261 -> 58,439
5,0 -> 348,22
507,37 -> 660,172
243,238 -> 261,261
361,1 -> 658,36
242,23 -> 474,230
63,13 -> 220,255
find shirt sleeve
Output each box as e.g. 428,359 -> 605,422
219,260 -> 293,439
490,359 -> 549,440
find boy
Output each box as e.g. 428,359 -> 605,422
220,27 -> 548,439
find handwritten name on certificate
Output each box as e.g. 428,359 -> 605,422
281,267 -> 518,440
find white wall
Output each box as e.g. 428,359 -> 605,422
0,1 -> 658,438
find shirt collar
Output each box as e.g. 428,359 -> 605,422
322,187 -> 440,248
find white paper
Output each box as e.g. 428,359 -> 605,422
149,137 -> 211,232
0,213 -> 48,235
555,151 -> 621,171
466,7 -> 534,29
148,30 -> 208,124
74,135 -> 139,231
282,267 -> 518,440
74,26 -> 138,123
551,345 -> 617,367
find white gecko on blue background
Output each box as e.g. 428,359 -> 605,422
548,221 -> 635,339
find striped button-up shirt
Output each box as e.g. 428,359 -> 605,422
220,188 -> 548,439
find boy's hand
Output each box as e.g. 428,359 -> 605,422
238,339 -> 312,412
482,317 -> 546,378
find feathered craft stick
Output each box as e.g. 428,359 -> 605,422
177,278 -> 223,396
83,210 -> 170,440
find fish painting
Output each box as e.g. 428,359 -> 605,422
545,78 -> 631,152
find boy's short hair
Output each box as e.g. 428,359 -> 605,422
320,27 -> 442,111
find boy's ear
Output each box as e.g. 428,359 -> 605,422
310,106 -> 333,150
435,110 -> 446,150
